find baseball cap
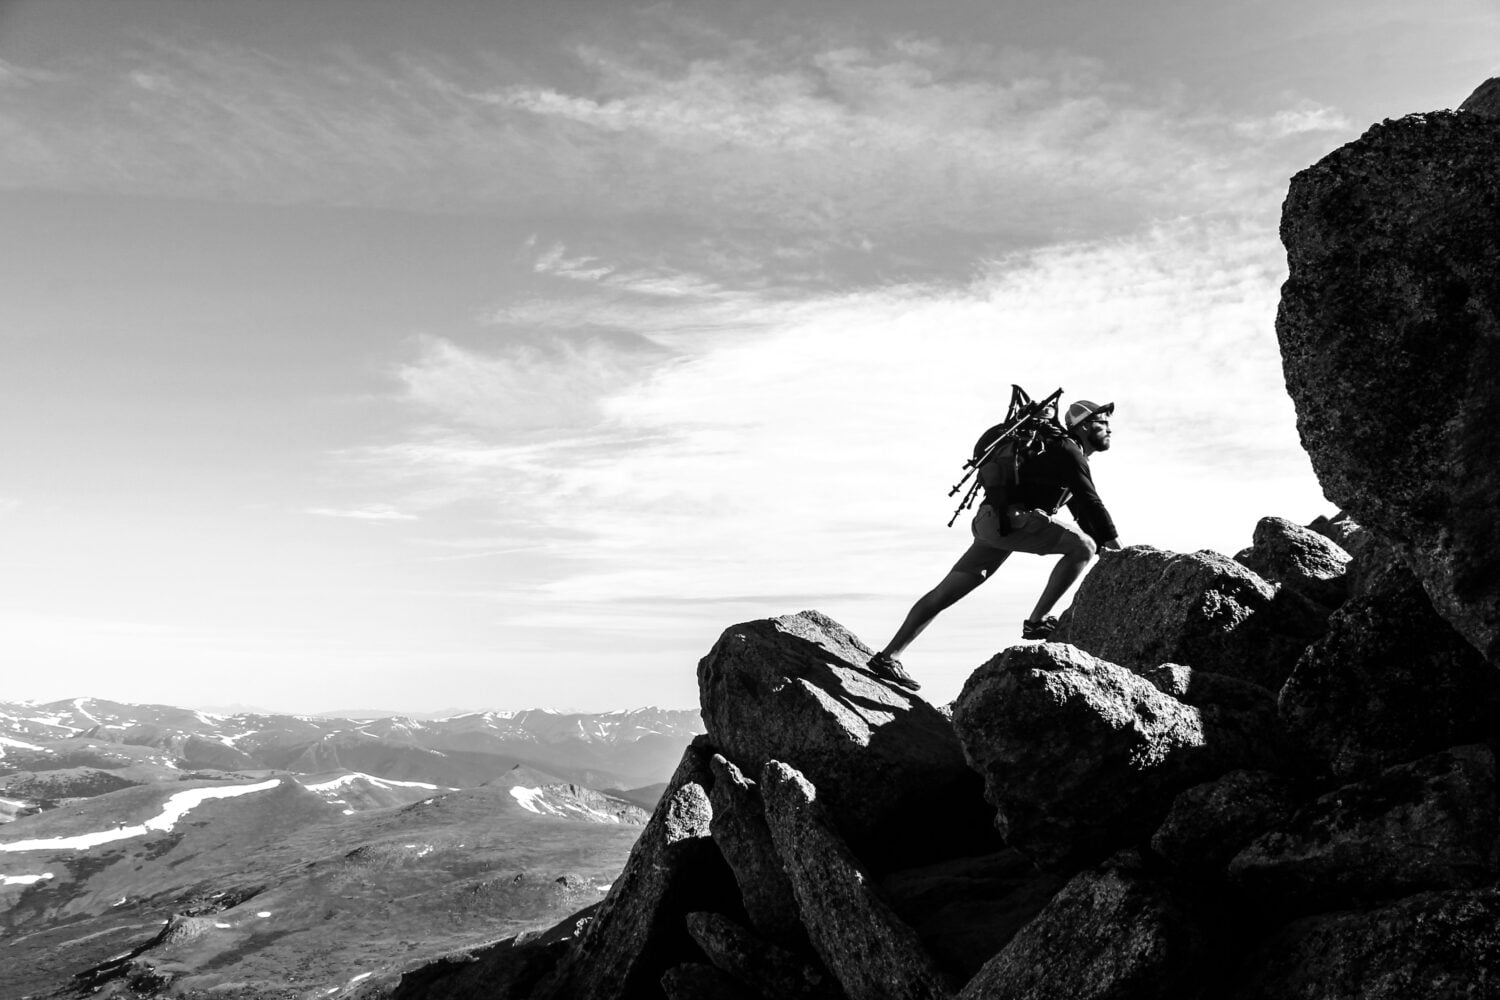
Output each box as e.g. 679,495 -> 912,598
1064,399 -> 1115,430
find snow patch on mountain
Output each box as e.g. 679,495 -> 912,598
1,872 -> 53,886
0,779 -> 283,852
507,785 -> 642,824
304,773 -> 447,792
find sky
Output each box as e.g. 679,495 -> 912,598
0,0 -> 1495,714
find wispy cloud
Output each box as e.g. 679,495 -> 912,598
394,330 -> 676,433
307,505 -> 418,522
1,28 -> 1347,251
1234,102 -> 1354,140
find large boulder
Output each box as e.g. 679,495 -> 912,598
1278,566 -> 1500,781
759,761 -> 953,1000
957,851 -> 1205,1000
1276,91 -> 1500,664
1052,546 -> 1325,690
1234,515 -> 1352,608
698,611 -> 993,866
952,643 -> 1271,869
1229,887 -> 1500,1000
1229,744 -> 1500,915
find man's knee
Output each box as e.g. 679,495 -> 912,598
1063,531 -> 1096,561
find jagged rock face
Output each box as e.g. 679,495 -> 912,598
698,611 -> 993,866
535,739 -> 740,1000
706,753 -> 807,951
1276,98 -> 1500,663
1278,565 -> 1500,781
760,761 -> 953,1000
957,851 -> 1205,1000
952,643 -> 1273,869
1052,546 -> 1325,690
1229,745 -> 1500,915
1229,887 -> 1500,1000
1234,516 -> 1351,608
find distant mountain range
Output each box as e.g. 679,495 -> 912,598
0,697 -> 704,796
0,697 -> 701,996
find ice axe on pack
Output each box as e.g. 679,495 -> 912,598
946,385 -> 1063,527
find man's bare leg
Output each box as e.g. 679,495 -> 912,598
881,568 -> 992,660
1027,535 -> 1097,622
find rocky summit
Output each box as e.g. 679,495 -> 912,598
394,81 -> 1500,1000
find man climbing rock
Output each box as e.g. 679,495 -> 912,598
868,398 -> 1121,691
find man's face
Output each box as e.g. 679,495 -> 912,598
1081,414 -> 1111,451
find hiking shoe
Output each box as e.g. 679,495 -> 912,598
1021,616 -> 1059,640
868,651 -> 921,691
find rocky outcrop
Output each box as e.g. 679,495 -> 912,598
1051,546 -> 1326,690
1277,88 -> 1500,664
1235,515 -> 1351,608
698,610 -> 995,866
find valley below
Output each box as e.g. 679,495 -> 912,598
0,699 -> 701,999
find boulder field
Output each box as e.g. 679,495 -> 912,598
391,80 -> 1500,1000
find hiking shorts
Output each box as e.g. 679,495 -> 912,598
950,504 -> 1090,579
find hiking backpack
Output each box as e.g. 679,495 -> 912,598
946,385 -> 1063,527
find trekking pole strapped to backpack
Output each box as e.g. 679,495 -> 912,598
946,385 -> 1063,527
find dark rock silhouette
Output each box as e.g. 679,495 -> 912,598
1278,553 -> 1500,780
392,79 -> 1500,1000
1278,81 -> 1500,665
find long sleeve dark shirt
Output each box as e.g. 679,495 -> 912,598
978,431 -> 1117,545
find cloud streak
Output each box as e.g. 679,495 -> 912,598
1,27 -> 1351,254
